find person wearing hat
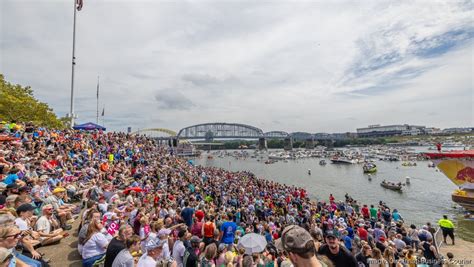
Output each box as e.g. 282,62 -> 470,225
15,204 -> 36,231
14,203 -> 45,258
5,183 -> 19,196
183,236 -> 201,267
318,230 -> 357,267
137,238 -> 167,267
275,225 -> 322,267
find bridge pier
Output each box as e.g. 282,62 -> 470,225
258,138 -> 267,150
305,138 -> 315,149
284,137 -> 293,151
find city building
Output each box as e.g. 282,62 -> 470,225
313,132 -> 356,140
356,124 -> 426,138
423,127 -> 442,135
441,127 -> 474,134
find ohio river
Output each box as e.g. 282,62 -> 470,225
195,150 -> 474,242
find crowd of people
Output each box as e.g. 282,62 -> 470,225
0,122 -> 461,267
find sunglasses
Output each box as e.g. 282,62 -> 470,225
5,233 -> 22,239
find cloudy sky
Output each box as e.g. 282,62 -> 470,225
1,0 -> 473,133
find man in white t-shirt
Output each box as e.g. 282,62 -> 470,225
137,238 -> 167,267
14,203 -> 34,231
35,204 -> 65,245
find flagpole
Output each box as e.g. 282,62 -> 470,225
102,105 -> 105,128
96,76 -> 100,125
69,0 -> 77,128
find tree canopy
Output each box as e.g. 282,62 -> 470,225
0,74 -> 65,129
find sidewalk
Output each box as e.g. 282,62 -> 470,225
37,218 -> 82,267
438,238 -> 474,266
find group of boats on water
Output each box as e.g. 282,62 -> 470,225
201,144 -> 474,211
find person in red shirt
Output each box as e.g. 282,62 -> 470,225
357,225 -> 368,241
300,189 -> 306,199
329,194 -> 335,203
361,204 -> 370,219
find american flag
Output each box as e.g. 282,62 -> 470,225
76,0 -> 83,11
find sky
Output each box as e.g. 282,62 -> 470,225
1,0 -> 473,133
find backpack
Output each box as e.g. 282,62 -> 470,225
183,248 -> 191,267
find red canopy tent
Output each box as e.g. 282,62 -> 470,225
424,150 -> 474,159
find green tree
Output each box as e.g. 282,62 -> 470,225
0,74 -> 65,129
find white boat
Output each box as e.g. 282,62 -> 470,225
330,157 -> 356,164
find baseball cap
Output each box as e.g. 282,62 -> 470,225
324,230 -> 337,238
190,236 -> 201,243
275,225 -> 314,253
16,203 -> 36,214
6,184 -> 18,190
52,187 -> 66,194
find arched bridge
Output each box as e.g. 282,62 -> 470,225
132,128 -> 177,136
177,123 -> 264,140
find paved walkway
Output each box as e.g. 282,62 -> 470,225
439,238 -> 474,266
37,218 -> 82,267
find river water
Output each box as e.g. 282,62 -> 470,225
195,149 -> 474,242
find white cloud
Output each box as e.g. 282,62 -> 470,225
0,0 -> 472,132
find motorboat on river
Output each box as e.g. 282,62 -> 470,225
330,157 -> 356,164
380,180 -> 403,191
363,163 -> 377,173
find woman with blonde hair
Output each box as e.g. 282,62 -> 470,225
368,247 -> 388,267
0,226 -> 41,267
81,219 -> 109,267
405,249 -> 416,267
383,247 -> 396,267
224,251 -> 235,267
